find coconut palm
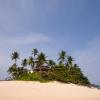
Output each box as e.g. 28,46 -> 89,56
7,63 -> 18,79
36,52 -> 47,71
8,51 -> 19,79
48,60 -> 56,68
27,56 -> 34,70
21,59 -> 27,68
32,48 -> 38,58
58,50 -> 67,65
11,51 -> 19,64
67,56 -> 74,71
67,56 -> 74,66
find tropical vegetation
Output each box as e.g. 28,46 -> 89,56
7,48 -> 90,86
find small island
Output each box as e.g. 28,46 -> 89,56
7,48 -> 90,86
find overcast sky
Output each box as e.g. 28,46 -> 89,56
0,0 -> 100,85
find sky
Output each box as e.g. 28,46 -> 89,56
0,0 -> 100,85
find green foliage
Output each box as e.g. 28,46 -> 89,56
18,72 -> 41,81
7,49 -> 90,86
8,66 -> 27,80
48,65 -> 90,85
52,65 -> 68,82
8,63 -> 18,79
18,72 -> 54,82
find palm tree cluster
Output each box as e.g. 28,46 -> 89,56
7,49 -> 90,85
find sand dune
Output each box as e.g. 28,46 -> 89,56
0,81 -> 100,100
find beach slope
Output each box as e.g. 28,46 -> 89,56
0,81 -> 100,100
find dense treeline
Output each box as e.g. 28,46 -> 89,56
7,48 -> 90,85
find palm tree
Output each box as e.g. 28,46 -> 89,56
36,52 -> 47,71
21,59 -> 27,68
58,50 -> 67,65
48,60 -> 56,68
67,56 -> 73,66
9,51 -> 19,79
7,63 -> 18,79
27,56 -> 34,70
11,51 -> 19,64
32,48 -> 38,58
67,56 -> 74,71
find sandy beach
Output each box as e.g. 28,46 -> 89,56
0,81 -> 100,100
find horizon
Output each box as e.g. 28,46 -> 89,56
0,0 -> 100,85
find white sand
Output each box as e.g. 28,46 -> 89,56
0,81 -> 100,100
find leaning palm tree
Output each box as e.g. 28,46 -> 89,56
32,48 -> 39,58
58,50 -> 67,65
11,51 -> 19,64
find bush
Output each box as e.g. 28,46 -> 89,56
18,72 -> 41,81
52,65 -> 68,82
18,65 -> 90,86
18,72 -> 54,82
51,65 -> 90,85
